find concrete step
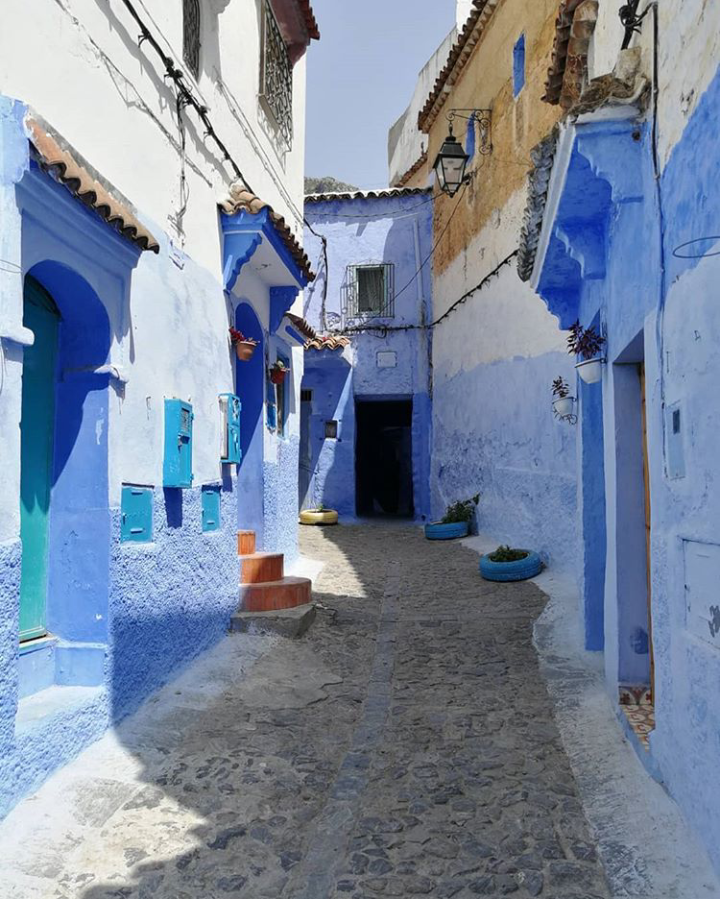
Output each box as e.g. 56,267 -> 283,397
240,552 -> 284,584
230,603 -> 316,638
239,576 -> 312,613
237,530 -> 256,555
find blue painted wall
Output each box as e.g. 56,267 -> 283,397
303,193 -> 433,520
0,95 -> 303,821
431,344 -> 578,562
536,62 -> 720,875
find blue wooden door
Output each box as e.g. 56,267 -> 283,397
19,278 -> 59,641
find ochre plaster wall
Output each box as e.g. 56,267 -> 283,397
426,0 -> 563,278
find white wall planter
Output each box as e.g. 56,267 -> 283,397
552,396 -> 575,418
575,358 -> 604,384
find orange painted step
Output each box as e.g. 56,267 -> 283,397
239,576 -> 312,613
240,552 -> 284,584
237,530 -> 256,555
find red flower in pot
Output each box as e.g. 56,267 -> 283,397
269,361 -> 289,384
229,327 -> 258,361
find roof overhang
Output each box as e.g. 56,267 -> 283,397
270,0 -> 320,65
529,113 -> 646,328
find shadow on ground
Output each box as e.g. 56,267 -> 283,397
0,524 -> 610,899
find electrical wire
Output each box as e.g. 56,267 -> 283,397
118,0 -> 251,188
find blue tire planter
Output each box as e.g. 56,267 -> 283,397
425,521 -> 469,540
479,550 -> 542,582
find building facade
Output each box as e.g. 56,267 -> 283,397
389,0 -> 720,876
409,0 -> 578,565
301,189 -> 433,521
0,0 -> 317,818
525,0 -> 720,874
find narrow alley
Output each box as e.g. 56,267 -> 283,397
1,526 -> 609,898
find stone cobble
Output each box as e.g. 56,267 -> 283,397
0,525 -> 609,899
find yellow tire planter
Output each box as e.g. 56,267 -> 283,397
299,509 -> 339,526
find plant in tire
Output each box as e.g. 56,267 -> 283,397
441,493 -> 480,524
488,545 -> 528,563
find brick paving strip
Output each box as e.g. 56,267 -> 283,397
0,525 -> 609,899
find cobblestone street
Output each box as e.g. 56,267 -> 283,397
0,525 -> 609,898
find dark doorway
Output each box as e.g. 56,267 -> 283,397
355,399 -> 414,518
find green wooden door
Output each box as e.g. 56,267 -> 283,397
19,278 -> 59,641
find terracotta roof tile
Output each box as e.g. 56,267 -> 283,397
285,312 -> 317,341
304,335 -> 351,351
219,183 -> 315,283
305,186 -> 432,203
542,0 -> 599,110
418,0 -> 501,132
26,115 -> 159,253
298,0 -> 320,40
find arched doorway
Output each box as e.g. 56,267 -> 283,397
235,302 -> 265,548
19,264 -> 111,648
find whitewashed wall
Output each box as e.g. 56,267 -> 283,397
0,0 -> 309,531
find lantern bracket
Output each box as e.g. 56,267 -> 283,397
446,109 -> 493,155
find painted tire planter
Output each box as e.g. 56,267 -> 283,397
300,509 -> 339,525
234,340 -> 258,362
479,550 -> 542,582
575,358 -> 604,384
424,521 -> 469,540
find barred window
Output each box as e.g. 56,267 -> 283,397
260,0 -> 293,150
344,264 -> 395,318
183,0 -> 201,79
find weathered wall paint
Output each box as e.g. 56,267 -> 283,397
431,190 -> 578,564
0,0 -> 310,817
534,24 -> 720,872
303,193 -> 434,520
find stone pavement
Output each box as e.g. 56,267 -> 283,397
0,525 -> 609,898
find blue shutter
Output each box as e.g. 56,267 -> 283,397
164,399 -> 194,488
202,486 -> 221,532
121,485 -> 153,543
220,393 -> 242,464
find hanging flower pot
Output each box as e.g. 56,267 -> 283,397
269,362 -> 289,384
567,321 -> 606,386
575,358 -> 604,384
229,328 -> 258,362
552,396 -> 575,418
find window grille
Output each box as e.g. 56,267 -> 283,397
301,389 -> 313,402
260,0 -> 293,150
344,264 -> 395,318
183,0 -> 201,79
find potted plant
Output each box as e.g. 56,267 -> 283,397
300,501 -> 339,526
567,320 -> 605,384
425,494 -> 480,540
479,545 -> 542,582
269,361 -> 290,385
551,376 -> 576,421
229,327 -> 258,362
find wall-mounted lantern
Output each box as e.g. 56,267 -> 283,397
433,109 -> 492,197
433,124 -> 470,197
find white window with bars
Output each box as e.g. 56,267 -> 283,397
344,264 -> 395,319
259,0 -> 293,151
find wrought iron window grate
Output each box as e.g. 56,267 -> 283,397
183,0 -> 201,79
344,264 -> 395,319
260,0 -> 293,150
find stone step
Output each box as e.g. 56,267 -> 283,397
239,576 -> 312,613
230,603 -> 316,638
240,552 -> 284,585
237,530 -> 256,555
